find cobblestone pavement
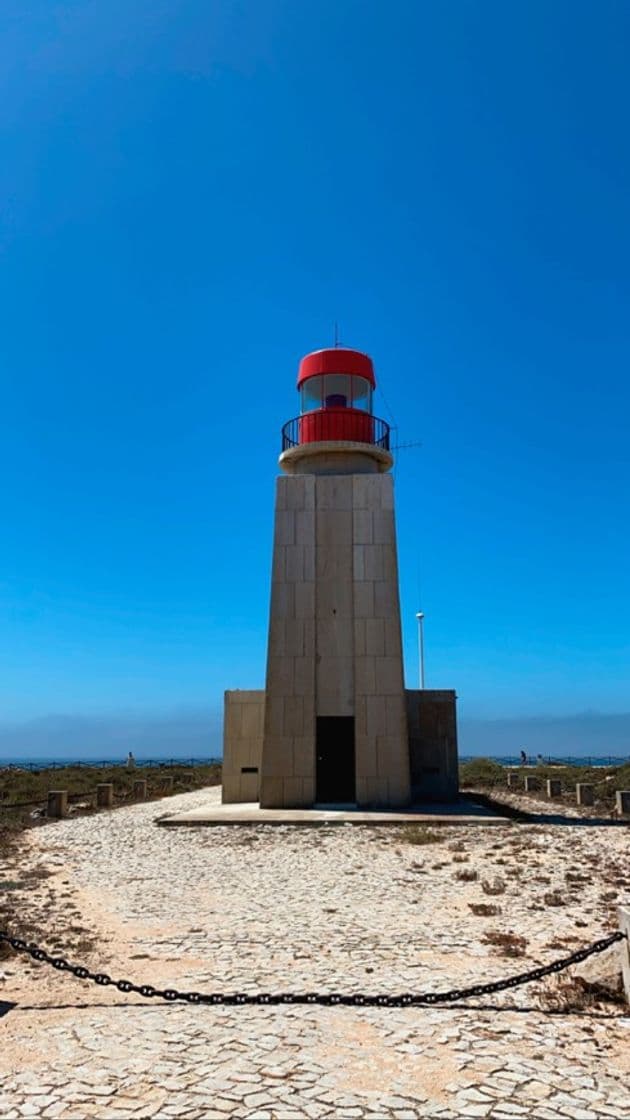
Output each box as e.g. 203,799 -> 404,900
1,786 -> 630,1119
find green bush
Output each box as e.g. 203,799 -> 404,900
459,757 -> 505,787
612,763 -> 630,791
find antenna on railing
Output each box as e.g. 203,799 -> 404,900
391,439 -> 422,452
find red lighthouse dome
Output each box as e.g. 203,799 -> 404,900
297,347 -> 376,388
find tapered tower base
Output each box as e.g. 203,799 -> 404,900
259,472 -> 410,809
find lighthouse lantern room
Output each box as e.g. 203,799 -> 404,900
280,347 -> 392,476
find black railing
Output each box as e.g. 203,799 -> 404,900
281,410 -> 390,452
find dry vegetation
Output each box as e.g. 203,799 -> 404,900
0,762 -> 221,822
540,972 -> 626,1012
460,756 -> 630,813
468,902 -> 502,916
455,867 -> 478,882
482,929 -> 528,957
481,876 -> 506,895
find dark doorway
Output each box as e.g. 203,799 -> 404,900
316,716 -> 356,804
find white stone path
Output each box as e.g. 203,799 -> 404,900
1,786 -> 629,1119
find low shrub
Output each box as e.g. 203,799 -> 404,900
459,757 -> 505,787
543,890 -> 567,907
481,877 -> 507,895
469,902 -> 501,916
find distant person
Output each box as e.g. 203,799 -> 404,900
536,753 -> 544,766
520,750 -> 527,766
126,751 -> 136,769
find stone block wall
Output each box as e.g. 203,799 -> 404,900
352,475 -> 409,808
222,690 -> 265,803
260,476 -> 317,808
406,690 -> 458,801
259,473 -> 410,808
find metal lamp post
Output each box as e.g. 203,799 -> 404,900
415,611 -> 425,689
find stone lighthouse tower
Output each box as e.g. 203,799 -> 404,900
221,346 -> 459,810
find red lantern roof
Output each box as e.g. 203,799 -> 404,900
297,347 -> 375,389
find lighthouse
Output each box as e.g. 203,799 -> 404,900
221,346 -> 459,809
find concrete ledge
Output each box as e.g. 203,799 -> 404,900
157,797 -> 507,828
279,441 -> 393,476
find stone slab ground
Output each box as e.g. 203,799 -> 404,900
159,796 -> 505,827
1,784 -> 629,1119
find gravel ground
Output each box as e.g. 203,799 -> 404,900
1,785 -> 629,1119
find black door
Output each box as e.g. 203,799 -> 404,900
316,716 -> 356,803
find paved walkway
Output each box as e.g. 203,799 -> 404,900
1,785 -> 629,1119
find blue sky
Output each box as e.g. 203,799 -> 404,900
1,0 -> 629,739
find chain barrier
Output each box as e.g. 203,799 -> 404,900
0,929 -> 625,1008
0,799 -> 47,811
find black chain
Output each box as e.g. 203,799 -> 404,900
0,929 -> 625,1007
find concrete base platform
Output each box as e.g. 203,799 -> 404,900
158,797 -> 506,828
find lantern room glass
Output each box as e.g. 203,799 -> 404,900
300,375 -> 373,414
300,377 -> 324,412
351,376 -> 372,412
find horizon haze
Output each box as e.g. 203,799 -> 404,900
1,708 -> 629,763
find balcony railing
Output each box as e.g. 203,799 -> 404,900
281,410 -> 390,452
